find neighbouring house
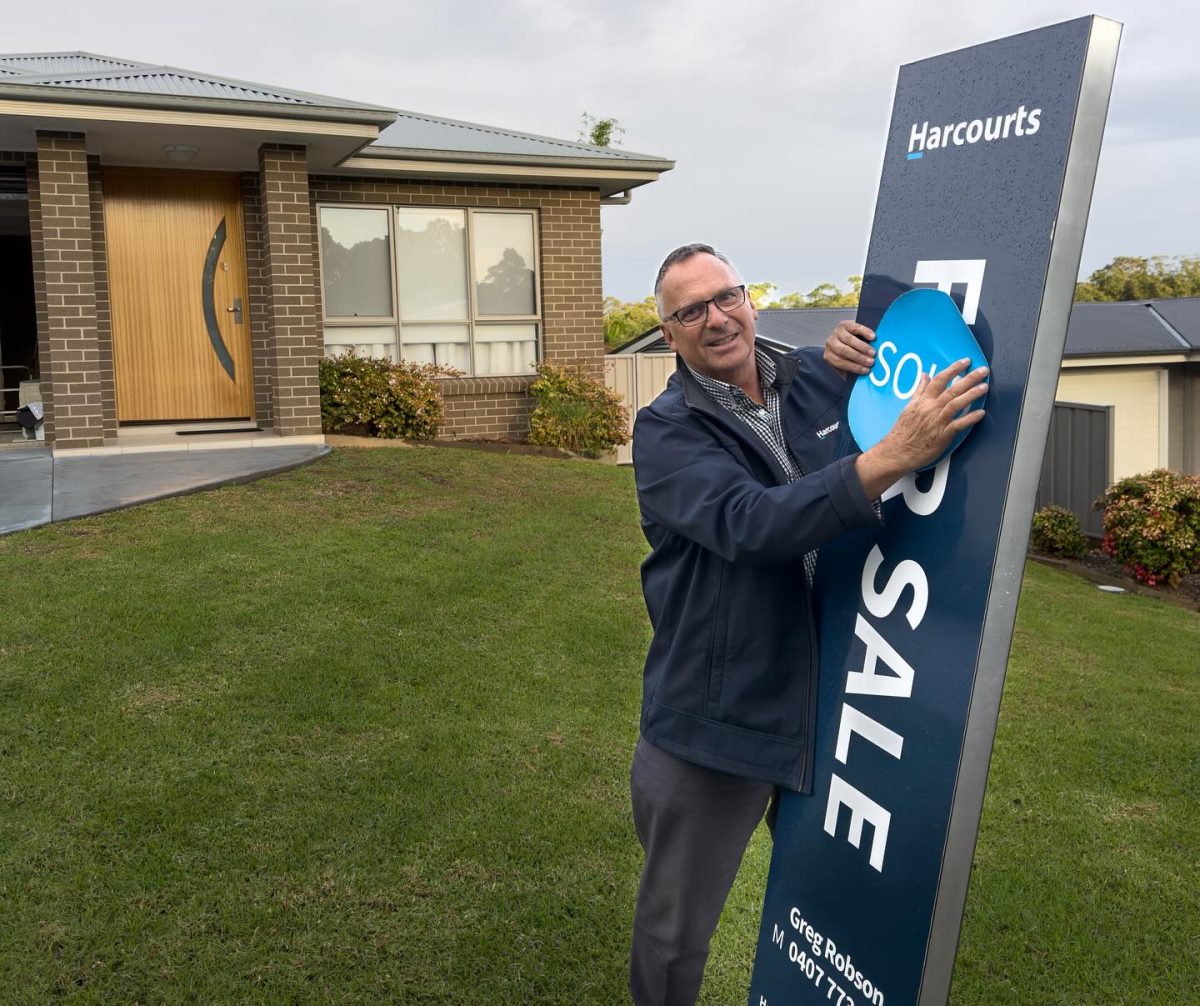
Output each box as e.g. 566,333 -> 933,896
0,52 -> 672,450
606,301 -> 1200,486
1054,299 -> 1200,479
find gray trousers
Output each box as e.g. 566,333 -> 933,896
629,737 -> 778,1006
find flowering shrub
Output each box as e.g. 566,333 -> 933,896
1095,468 -> 1200,587
318,352 -> 453,440
1030,504 -> 1087,558
528,363 -> 630,456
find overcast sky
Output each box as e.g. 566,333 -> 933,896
8,0 -> 1197,300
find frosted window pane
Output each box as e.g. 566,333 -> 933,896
395,208 -> 469,321
474,213 -> 536,316
474,324 -> 537,376
401,324 -> 472,374
324,326 -> 397,360
320,208 -> 393,318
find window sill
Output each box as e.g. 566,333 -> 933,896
438,375 -> 536,396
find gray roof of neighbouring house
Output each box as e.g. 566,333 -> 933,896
611,300 -> 1200,359
1063,301 -> 1192,355
754,308 -> 856,348
0,52 -> 394,117
1143,297 -> 1200,350
610,308 -> 854,355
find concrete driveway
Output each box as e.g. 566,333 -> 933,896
0,443 -> 329,536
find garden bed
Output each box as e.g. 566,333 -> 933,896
1029,548 -> 1200,611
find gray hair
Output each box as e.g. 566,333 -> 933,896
653,243 -> 741,317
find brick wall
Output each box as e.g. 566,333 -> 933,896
24,155 -> 52,437
258,145 -> 320,435
87,156 -> 116,439
33,132 -> 104,449
438,376 -> 535,441
241,171 -> 273,426
308,176 -> 604,440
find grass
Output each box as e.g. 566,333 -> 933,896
0,447 -> 1195,1003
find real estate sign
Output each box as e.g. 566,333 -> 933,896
749,17 -> 1120,1006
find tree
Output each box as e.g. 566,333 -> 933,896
1074,255 -> 1200,302
749,275 -> 861,309
747,282 -> 778,308
603,295 -> 659,349
580,112 -> 624,148
477,247 -> 534,315
801,276 -> 862,308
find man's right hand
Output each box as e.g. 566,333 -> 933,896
854,358 -> 989,500
824,321 -> 876,377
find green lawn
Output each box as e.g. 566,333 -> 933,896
0,447 -> 1195,1004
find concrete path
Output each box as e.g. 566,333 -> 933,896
0,443 -> 330,536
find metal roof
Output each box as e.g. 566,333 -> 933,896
0,53 -> 144,74
0,52 -> 672,170
754,303 -> 1197,357
1063,302 -> 1190,356
611,300 -> 1200,359
609,327 -> 796,356
0,51 -> 393,114
754,308 -> 856,348
1147,297 -> 1200,350
372,110 -> 672,166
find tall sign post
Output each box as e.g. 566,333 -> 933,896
749,17 -> 1120,1006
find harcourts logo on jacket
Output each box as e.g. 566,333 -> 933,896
906,105 -> 1042,160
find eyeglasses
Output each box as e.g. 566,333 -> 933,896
664,285 -> 747,328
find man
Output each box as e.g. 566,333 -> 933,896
629,243 -> 987,1005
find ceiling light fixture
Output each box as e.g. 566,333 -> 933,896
162,144 -> 199,163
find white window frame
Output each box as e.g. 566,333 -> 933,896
317,203 -> 397,327
317,202 -> 543,378
397,206 -> 541,377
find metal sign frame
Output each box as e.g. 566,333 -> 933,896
919,19 -> 1121,1003
748,16 -> 1121,1006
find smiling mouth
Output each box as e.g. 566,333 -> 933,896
707,332 -> 739,347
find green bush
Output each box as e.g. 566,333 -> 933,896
1095,468 -> 1200,587
1031,504 -> 1088,558
528,363 -> 630,456
318,352 -> 452,440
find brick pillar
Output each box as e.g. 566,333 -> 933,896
87,155 -> 117,440
257,144 -> 320,436
241,172 -> 273,426
25,156 -> 52,438
540,189 -> 604,378
34,132 -> 104,448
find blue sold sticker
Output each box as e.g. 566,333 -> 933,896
847,287 -> 988,469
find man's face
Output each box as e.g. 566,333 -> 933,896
659,253 -> 758,385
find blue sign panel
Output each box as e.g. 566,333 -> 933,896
846,288 -> 987,467
750,17 -> 1119,1006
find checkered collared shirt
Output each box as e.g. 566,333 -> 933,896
687,349 -> 819,585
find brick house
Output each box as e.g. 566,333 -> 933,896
0,52 -> 672,450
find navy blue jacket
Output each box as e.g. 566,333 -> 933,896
632,346 -> 879,792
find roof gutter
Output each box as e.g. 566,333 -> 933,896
0,82 -> 396,127
601,189 -> 632,206
356,145 -> 675,173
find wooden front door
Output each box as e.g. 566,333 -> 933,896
104,169 -> 254,422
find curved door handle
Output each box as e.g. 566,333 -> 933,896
201,218 -> 236,381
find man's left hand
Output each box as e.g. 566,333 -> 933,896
824,321 -> 876,377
